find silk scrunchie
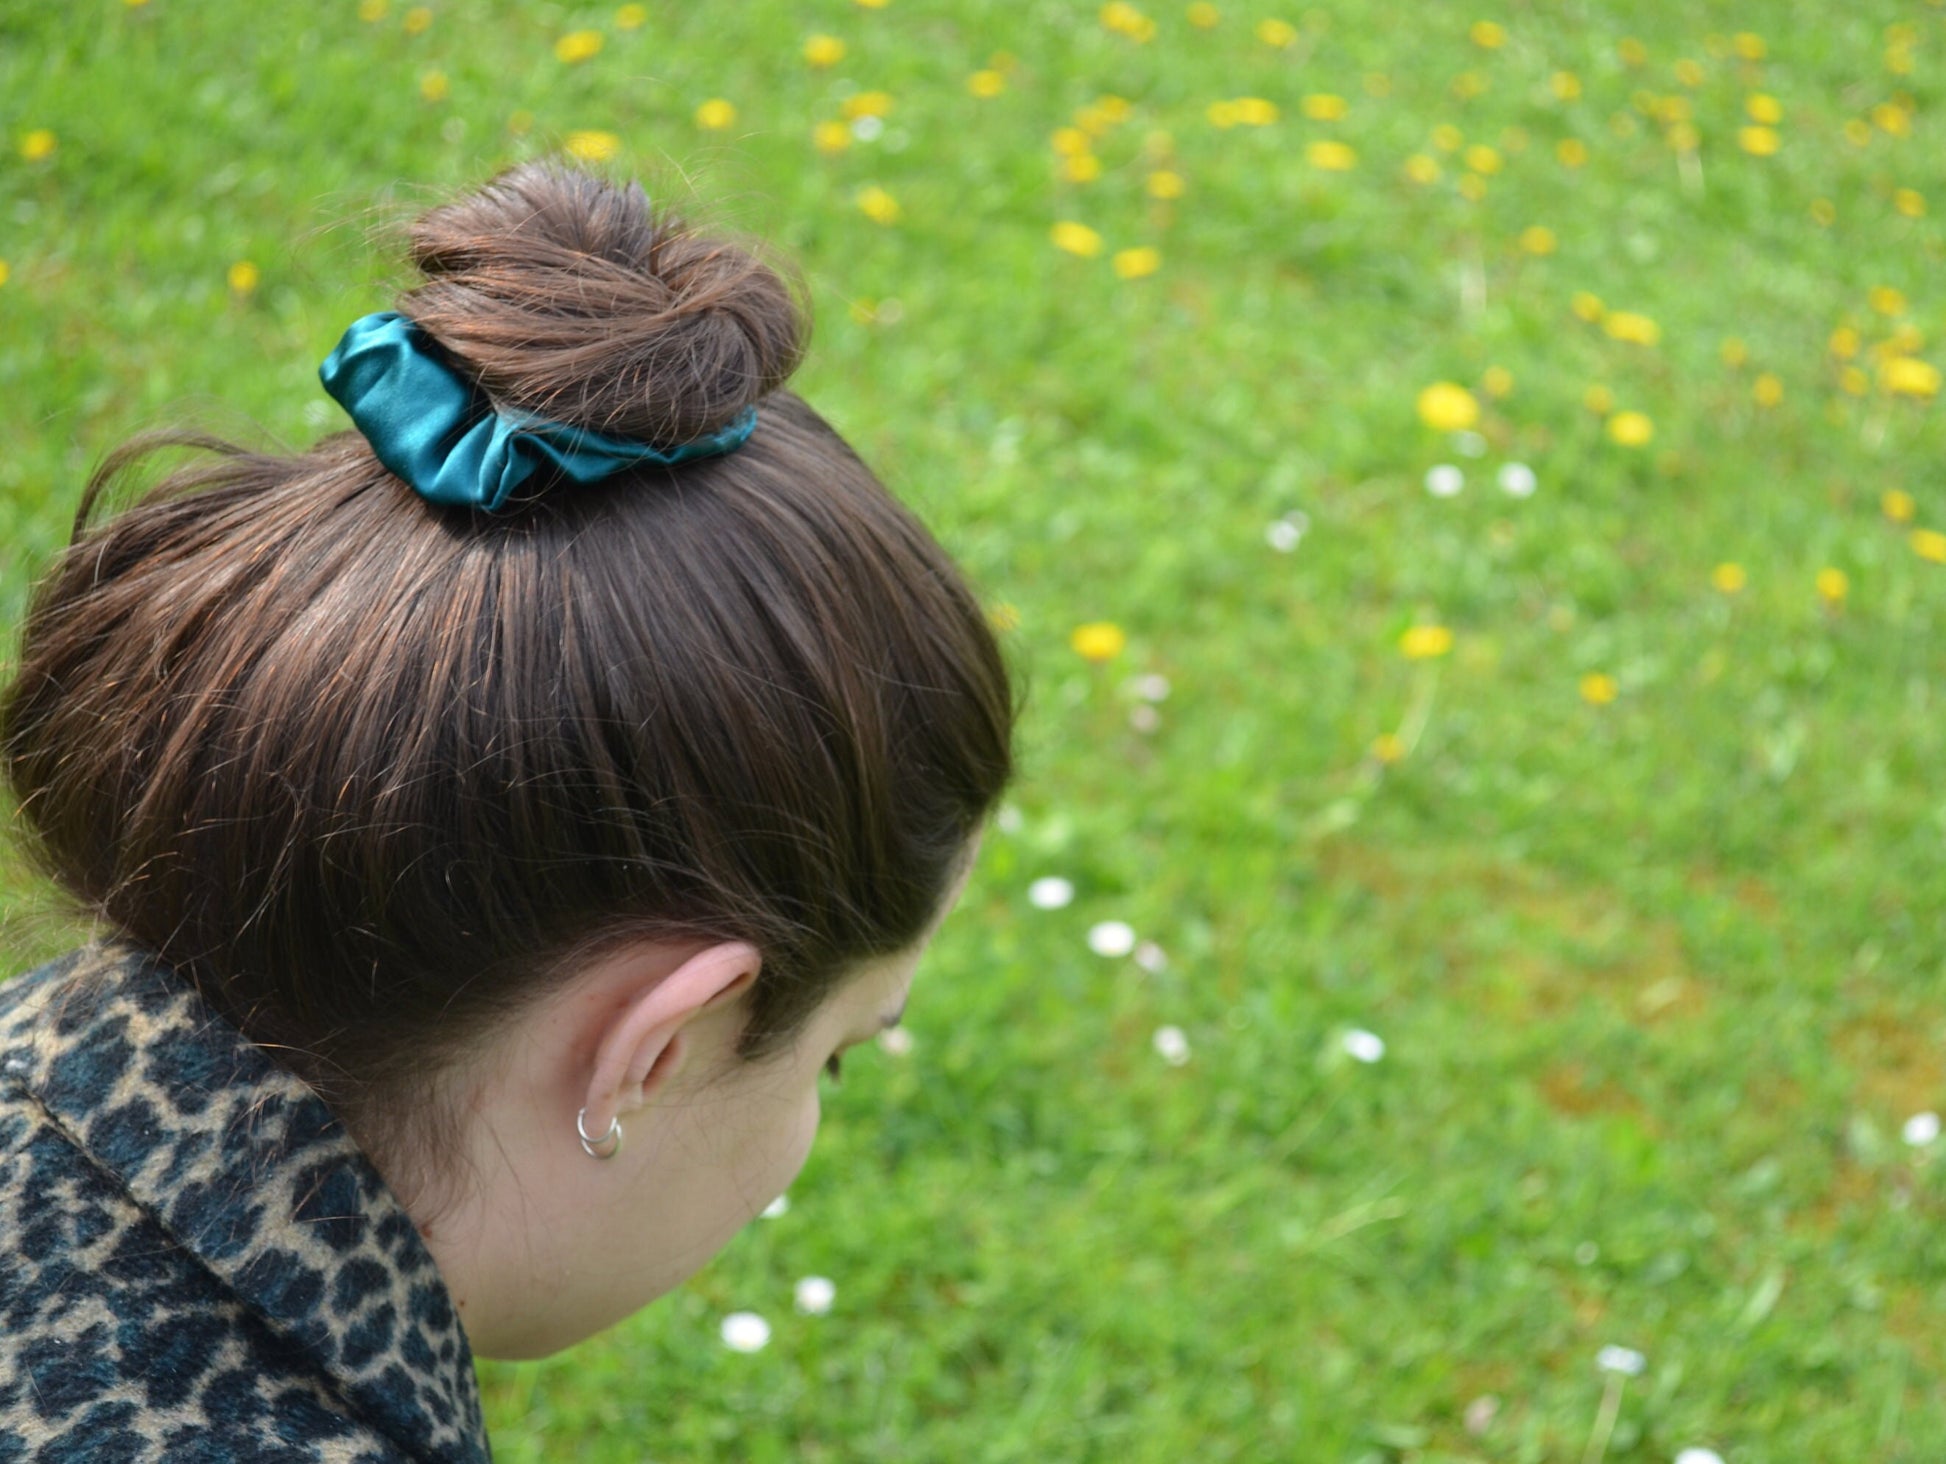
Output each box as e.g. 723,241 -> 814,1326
319,311 -> 757,512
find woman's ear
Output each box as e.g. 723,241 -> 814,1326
582,941 -> 761,1128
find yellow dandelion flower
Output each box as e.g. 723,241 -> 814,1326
1815,567 -> 1849,605
1607,410 -> 1654,445
402,6 -> 431,35
1870,286 -> 1908,316
1829,326 -> 1860,358
1883,489 -> 1917,523
1911,528 -> 1946,564
1738,125 -> 1780,156
1888,42 -> 1915,76
1302,94 -> 1349,121
1712,562 -> 1747,594
1062,153 -> 1103,183
1307,140 -> 1357,171
1100,1 -> 1156,40
1399,625 -> 1455,660
1256,17 -> 1296,46
856,186 -> 901,225
1187,2 -> 1220,27
1839,118 -> 1871,149
0,260 -> 10,288
1556,137 -> 1588,167
1052,126 -> 1091,157
1579,672 -> 1618,705
1674,58 -> 1706,87
968,69 -> 1005,97
1458,173 -> 1488,201
1430,123 -> 1464,152
1720,337 -> 1748,367
1404,154 -> 1441,184
1206,100 -> 1239,128
564,129 -> 622,162
1881,356 -> 1942,397
803,34 -> 846,67
1371,732 -> 1406,765
1752,372 -> 1784,406
1583,383 -> 1615,414
1841,365 -> 1871,395
1112,246 -> 1161,279
1093,95 -> 1133,123
1451,71 -> 1487,101
695,98 -> 737,130
813,120 -> 852,154
1617,37 -> 1647,66
1807,200 -> 1836,230
616,4 -> 648,29
1482,365 -> 1515,398
1551,70 -> 1582,101
1571,291 -> 1605,322
1233,97 -> 1279,126
19,129 -> 56,161
855,0 -> 889,8
1470,19 -> 1506,48
1732,31 -> 1765,60
1464,143 -> 1503,174
1146,169 -> 1185,198
419,69 -> 449,101
227,260 -> 260,295
842,91 -> 895,119
556,29 -> 603,63
357,0 -> 388,20
1052,221 -> 1105,257
1071,621 -> 1128,661
1665,123 -> 1700,153
1895,188 -> 1926,218
1745,93 -> 1782,124
1873,102 -> 1911,136
1416,381 -> 1481,432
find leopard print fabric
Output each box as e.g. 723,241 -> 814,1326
0,943 -> 491,1462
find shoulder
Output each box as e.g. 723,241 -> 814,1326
0,943 -> 488,1464
0,1067 -> 416,1461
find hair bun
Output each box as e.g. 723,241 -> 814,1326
399,160 -> 806,447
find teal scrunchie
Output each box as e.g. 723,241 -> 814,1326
318,311 -> 757,512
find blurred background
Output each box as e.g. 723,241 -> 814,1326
3,2 -> 1943,1460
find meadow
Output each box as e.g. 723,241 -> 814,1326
4,1 -> 1945,1459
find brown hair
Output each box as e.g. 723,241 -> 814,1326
0,161 -> 1014,1180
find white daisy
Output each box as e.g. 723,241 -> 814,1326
720,1312 -> 771,1352
1153,1025 -> 1191,1065
1028,876 -> 1075,910
1342,1028 -> 1385,1063
793,1277 -> 836,1316
1425,464 -> 1464,498
1087,920 -> 1137,957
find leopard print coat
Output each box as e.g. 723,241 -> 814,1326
0,943 -> 492,1462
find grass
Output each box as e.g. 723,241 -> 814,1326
4,1 -> 1945,1459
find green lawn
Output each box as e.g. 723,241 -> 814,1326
5,2 -> 1945,1460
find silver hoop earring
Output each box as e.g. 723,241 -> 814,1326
576,1107 -> 623,1160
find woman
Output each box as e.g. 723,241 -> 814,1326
0,159 -> 1013,1460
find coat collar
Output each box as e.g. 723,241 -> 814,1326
0,942 -> 490,1463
